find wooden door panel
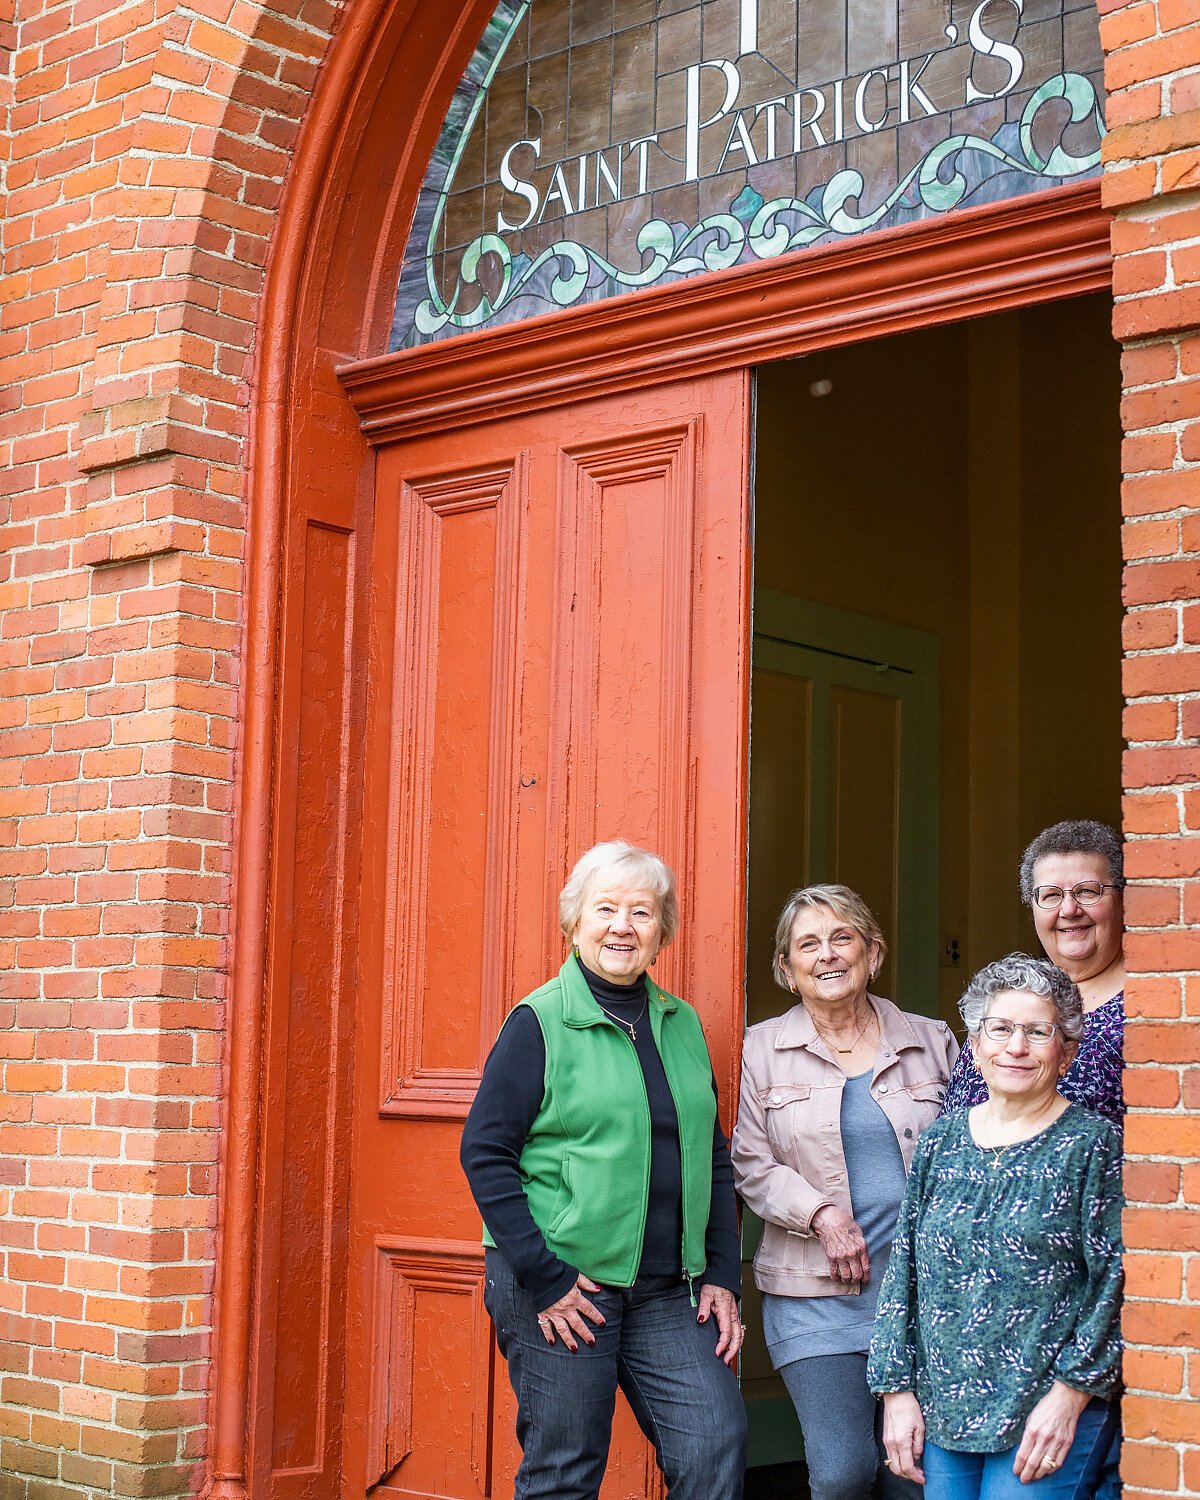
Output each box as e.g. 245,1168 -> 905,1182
828,683 -> 903,975
744,666 -> 812,1024
376,457 -> 526,1118
367,1240 -> 493,1496
349,375 -> 751,1499
546,424 -> 700,1002
747,594 -> 940,1019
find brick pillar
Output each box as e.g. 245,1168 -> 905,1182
0,0 -> 340,1494
1102,3 -> 1200,1496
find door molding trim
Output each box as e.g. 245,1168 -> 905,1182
341,181 -> 1110,443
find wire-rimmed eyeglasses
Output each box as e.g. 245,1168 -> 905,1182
979,1017 -> 1061,1046
1031,882 -> 1118,910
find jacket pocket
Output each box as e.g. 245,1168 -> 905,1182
762,1085 -> 813,1161
547,1157 -> 574,1236
755,1219 -> 827,1280
906,1081 -> 948,1125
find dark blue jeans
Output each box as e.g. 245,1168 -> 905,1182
924,1399 -> 1118,1500
484,1249 -> 746,1500
1094,1404 -> 1121,1500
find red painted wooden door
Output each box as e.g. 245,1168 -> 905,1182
345,373 -> 752,1499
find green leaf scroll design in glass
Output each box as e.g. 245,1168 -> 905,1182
390,4 -> 1106,351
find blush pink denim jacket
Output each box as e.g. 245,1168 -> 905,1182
730,995 -> 959,1297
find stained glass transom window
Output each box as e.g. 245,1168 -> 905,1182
391,0 -> 1105,349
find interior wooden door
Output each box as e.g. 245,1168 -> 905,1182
344,373 -> 752,1499
746,593 -> 941,1028
741,593 -> 941,1466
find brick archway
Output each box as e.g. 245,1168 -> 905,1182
2,1 -> 1196,1498
225,0 -> 1199,1487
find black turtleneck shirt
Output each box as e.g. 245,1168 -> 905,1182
460,955 -> 741,1310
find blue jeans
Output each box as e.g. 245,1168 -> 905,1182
483,1249 -> 746,1500
925,1400 -> 1118,1500
780,1353 -> 921,1500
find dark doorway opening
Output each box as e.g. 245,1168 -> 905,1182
742,293 -> 1123,1478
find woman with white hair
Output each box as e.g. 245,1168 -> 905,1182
460,840 -> 746,1500
869,954 -> 1122,1500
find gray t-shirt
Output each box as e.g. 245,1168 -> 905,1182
762,1068 -> 908,1366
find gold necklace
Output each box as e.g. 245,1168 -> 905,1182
980,1100 -> 1058,1170
811,1006 -> 873,1055
596,997 -> 648,1041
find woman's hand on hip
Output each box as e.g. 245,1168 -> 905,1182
1013,1381 -> 1092,1484
810,1204 -> 870,1283
537,1274 -> 605,1351
698,1284 -> 744,1366
881,1391 -> 926,1483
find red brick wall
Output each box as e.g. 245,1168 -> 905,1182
1102,3 -> 1200,1498
0,0 -> 340,1493
1,2 -> 1197,1499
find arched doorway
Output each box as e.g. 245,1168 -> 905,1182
213,3 -> 1120,1498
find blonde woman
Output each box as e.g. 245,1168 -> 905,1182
732,884 -> 958,1500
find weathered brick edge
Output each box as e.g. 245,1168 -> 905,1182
1101,3 -> 1200,1497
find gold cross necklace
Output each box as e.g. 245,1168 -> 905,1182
597,997 -> 648,1041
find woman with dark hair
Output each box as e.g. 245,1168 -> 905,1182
870,954 -> 1122,1500
943,820 -> 1125,1124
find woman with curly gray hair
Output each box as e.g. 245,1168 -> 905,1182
869,954 -> 1122,1500
944,820 -> 1125,1124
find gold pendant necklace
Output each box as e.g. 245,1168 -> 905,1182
597,999 -> 648,1041
981,1099 -> 1058,1170
813,1007 -> 872,1055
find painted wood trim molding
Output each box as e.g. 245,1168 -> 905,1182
340,180 -> 1110,443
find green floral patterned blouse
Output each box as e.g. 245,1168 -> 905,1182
867,1104 -> 1123,1453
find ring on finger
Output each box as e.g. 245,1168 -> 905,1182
1043,1459 -> 1058,1470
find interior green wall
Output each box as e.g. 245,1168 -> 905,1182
751,293 -> 1122,1027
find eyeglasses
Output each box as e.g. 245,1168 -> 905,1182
1031,882 -> 1117,910
979,1017 -> 1061,1046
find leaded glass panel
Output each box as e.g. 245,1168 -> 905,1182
391,0 -> 1105,349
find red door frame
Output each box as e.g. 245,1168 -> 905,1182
343,181 -> 1110,442
205,0 -> 1114,1490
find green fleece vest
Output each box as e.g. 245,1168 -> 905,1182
482,957 -> 717,1286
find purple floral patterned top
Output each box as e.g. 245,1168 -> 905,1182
942,991 -> 1125,1125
